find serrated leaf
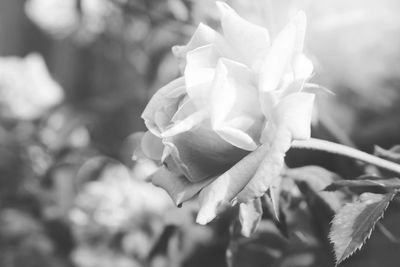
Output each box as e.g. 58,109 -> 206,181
325,178 -> 400,192
330,192 -> 396,266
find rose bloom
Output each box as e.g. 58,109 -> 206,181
141,2 -> 314,225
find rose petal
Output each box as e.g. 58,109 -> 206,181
172,23 -> 219,64
258,11 -> 307,116
239,198 -> 263,237
210,59 -> 263,151
165,122 -> 248,183
294,54 -> 313,81
184,44 -> 221,109
290,11 -> 307,70
196,143 -> 270,224
141,131 -> 164,161
141,77 -> 186,136
238,92 -> 314,202
161,98 -> 208,137
259,22 -> 296,93
272,92 -> 315,140
151,166 -> 213,205
217,1 -> 270,68
237,128 -> 292,203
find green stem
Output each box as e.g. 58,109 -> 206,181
291,138 -> 400,175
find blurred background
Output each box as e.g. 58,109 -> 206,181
0,0 -> 400,266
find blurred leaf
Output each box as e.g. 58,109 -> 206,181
285,166 -> 350,211
227,219 -> 288,267
330,192 -> 396,266
325,178 -> 400,192
375,145 -> 400,164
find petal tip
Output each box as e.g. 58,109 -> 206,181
196,210 -> 215,225
216,1 -> 232,16
292,10 -> 307,27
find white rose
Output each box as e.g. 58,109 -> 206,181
140,2 -> 315,224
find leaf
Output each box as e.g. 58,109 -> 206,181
330,192 -> 397,266
325,178 -> 400,192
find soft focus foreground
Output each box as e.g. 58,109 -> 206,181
1,1 -> 400,267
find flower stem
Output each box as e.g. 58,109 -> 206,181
291,138 -> 400,175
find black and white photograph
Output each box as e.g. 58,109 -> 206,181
0,0 -> 400,266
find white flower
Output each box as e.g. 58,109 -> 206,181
70,163 -> 171,231
140,2 -> 315,224
0,53 -> 63,120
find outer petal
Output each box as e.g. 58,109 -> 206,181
165,121 -> 248,183
196,143 -> 270,224
184,44 -> 221,109
237,127 -> 291,203
271,92 -> 315,140
258,11 -> 307,116
211,59 -> 264,151
141,77 -> 186,136
151,166 -> 213,205
217,1 -> 270,68
293,54 -> 313,82
172,23 -> 220,65
238,92 -> 314,202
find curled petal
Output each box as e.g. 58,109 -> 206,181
172,23 -> 219,63
196,143 -> 270,224
151,166 -> 214,206
217,1 -> 270,68
141,131 -> 164,161
141,77 -> 186,136
211,59 -> 263,151
184,44 -> 220,108
161,107 -> 208,138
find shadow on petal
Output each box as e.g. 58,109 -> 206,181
151,166 -> 214,206
196,143 -> 271,224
